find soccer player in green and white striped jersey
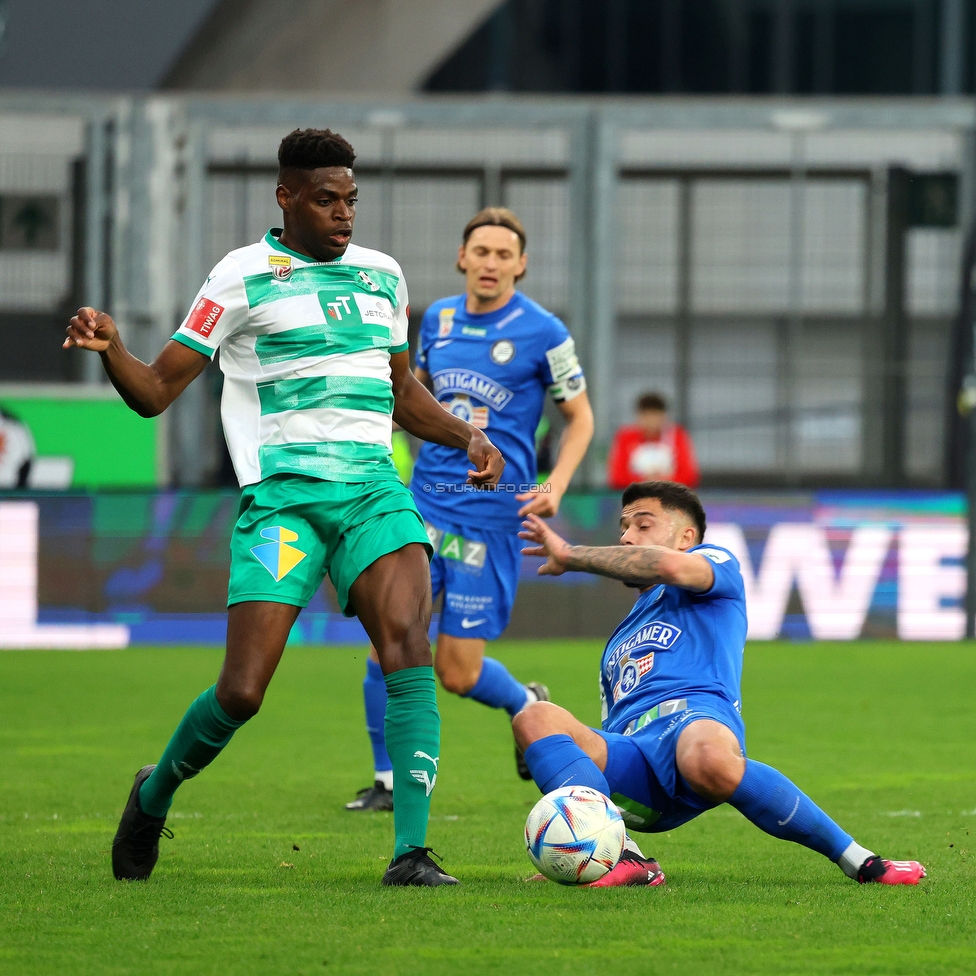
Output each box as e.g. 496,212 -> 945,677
64,128 -> 504,887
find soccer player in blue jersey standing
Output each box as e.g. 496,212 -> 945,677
515,481 -> 926,887
347,208 -> 594,810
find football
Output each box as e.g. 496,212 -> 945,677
524,786 -> 626,885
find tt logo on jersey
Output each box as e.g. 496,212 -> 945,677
269,254 -> 292,280
326,296 -> 352,320
409,751 -> 439,796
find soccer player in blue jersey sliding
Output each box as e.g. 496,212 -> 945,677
515,481 -> 926,888
347,207 -> 594,810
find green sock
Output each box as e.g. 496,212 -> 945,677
138,685 -> 246,818
384,666 -> 441,860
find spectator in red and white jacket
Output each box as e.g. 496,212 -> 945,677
607,392 -> 699,490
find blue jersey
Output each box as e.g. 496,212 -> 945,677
410,292 -> 586,531
600,545 -> 748,734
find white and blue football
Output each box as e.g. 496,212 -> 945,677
524,786 -> 625,885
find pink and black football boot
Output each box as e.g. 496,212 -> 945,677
587,853 -> 666,888
857,856 -> 926,885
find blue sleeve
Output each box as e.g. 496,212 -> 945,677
541,316 -> 586,402
415,306 -> 438,371
690,546 -> 744,601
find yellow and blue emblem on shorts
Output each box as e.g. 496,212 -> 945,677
250,525 -> 307,582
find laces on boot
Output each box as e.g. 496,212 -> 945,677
130,822 -> 173,861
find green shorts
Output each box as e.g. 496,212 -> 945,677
228,474 -> 431,615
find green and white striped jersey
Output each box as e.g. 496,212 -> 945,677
172,229 -> 409,487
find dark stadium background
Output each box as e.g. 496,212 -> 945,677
1,0 -> 975,645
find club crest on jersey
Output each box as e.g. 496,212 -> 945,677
250,525 -> 307,582
269,254 -> 292,280
357,269 -> 380,292
490,339 -> 516,365
612,650 -> 656,703
442,394 -> 488,429
438,308 -> 455,337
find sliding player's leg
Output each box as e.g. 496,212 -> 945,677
513,702 -> 665,887
513,701 -> 609,792
346,542 -> 457,886
676,719 -> 925,885
112,601 -> 299,881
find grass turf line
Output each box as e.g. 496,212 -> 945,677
0,640 -> 974,976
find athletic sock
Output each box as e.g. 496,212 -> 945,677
728,759 -> 853,862
384,667 -> 441,860
463,657 -> 529,717
622,834 -> 647,858
523,734 -> 610,795
363,658 -> 393,777
138,685 -> 246,818
837,840 -> 876,879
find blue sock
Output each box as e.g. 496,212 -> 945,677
728,759 -> 853,861
524,734 -> 610,794
463,657 -> 529,717
363,659 -> 392,774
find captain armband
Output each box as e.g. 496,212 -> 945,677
548,372 -> 586,403
546,337 -> 587,403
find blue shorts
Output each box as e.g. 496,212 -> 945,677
423,517 -> 520,641
594,694 -> 747,833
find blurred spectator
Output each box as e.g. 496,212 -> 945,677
0,408 -> 35,488
607,392 -> 699,489
391,425 -> 414,485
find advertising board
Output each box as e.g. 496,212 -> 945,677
0,490 -> 966,645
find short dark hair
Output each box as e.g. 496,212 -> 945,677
637,392 -> 667,412
620,481 -> 706,543
458,207 -> 527,281
277,128 -> 356,175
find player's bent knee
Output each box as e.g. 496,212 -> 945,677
512,701 -> 565,749
681,742 -> 744,801
434,658 -> 478,695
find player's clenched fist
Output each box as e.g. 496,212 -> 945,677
465,428 -> 505,487
64,307 -> 117,352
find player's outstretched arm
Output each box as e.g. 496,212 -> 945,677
517,391 -> 594,518
64,307 -> 210,417
390,351 -> 505,486
519,513 -> 714,591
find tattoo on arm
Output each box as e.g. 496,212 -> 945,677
563,545 -> 672,586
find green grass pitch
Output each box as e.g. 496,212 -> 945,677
1,640 -> 974,976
